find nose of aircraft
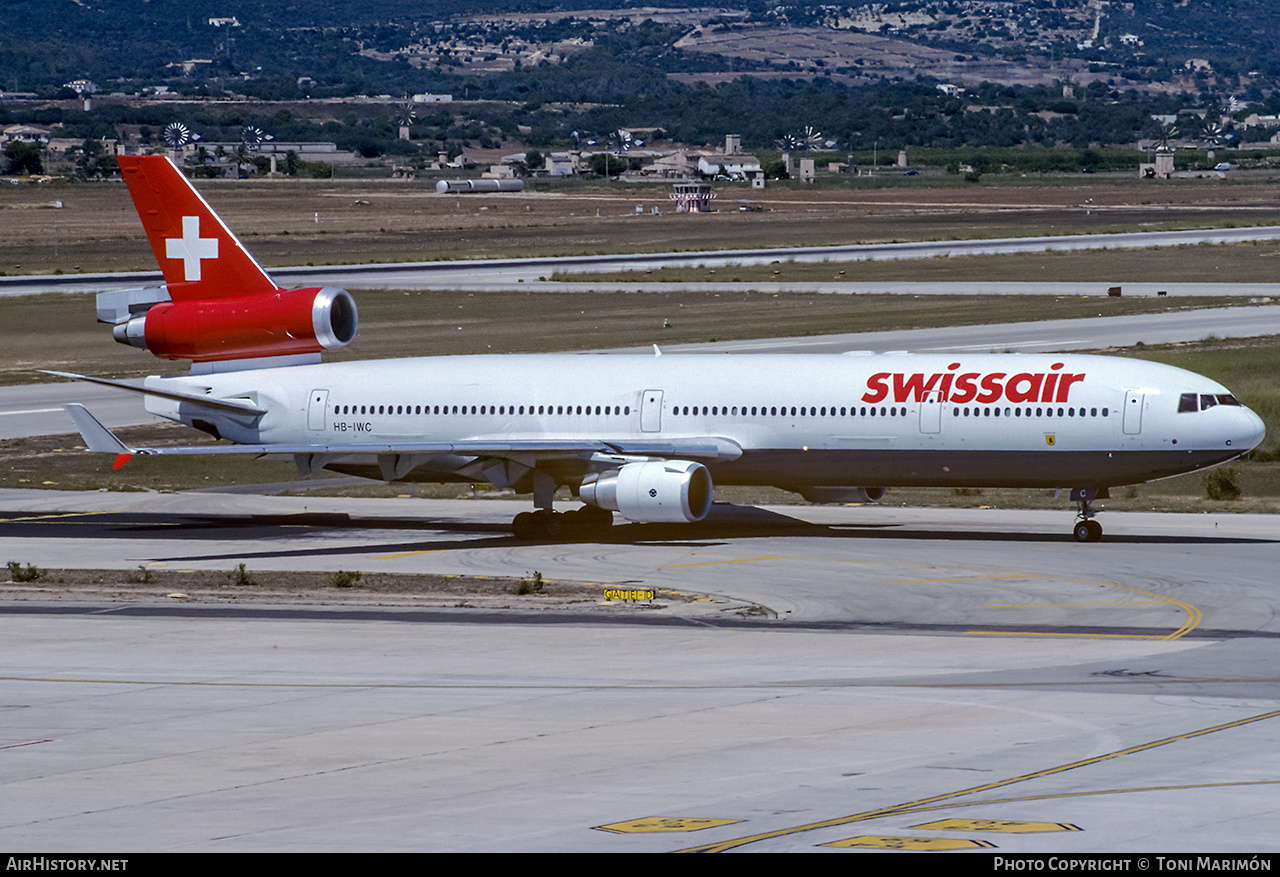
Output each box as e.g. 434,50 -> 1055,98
1234,405 -> 1267,453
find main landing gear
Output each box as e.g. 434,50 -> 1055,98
1071,487 -> 1104,542
511,505 -> 614,541
510,470 -> 615,540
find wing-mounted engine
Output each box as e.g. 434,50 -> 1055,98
104,285 -> 358,362
579,460 -> 713,523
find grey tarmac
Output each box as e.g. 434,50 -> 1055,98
2,491 -> 1279,851
3,231 -> 1279,850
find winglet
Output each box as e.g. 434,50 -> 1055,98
63,404 -> 137,466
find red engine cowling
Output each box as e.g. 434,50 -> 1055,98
113,287 -> 358,362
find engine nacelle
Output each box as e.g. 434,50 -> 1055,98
579,460 -> 713,523
113,286 -> 358,362
797,486 -> 887,504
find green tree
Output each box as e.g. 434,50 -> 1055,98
233,143 -> 252,177
4,141 -> 43,175
586,153 -> 618,176
762,158 -> 788,179
73,139 -> 116,179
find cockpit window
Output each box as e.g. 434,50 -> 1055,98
1181,392 -> 1244,412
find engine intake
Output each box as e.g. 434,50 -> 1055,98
579,460 -> 713,523
113,287 -> 358,362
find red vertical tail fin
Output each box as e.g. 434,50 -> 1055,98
106,155 -> 358,364
117,155 -> 278,301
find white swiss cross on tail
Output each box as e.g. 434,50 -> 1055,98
165,215 -> 219,281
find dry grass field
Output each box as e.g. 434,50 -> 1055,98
672,25 -> 1090,88
5,173 -> 1280,277
0,565 -> 611,608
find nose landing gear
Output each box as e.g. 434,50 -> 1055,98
1073,518 -> 1103,543
1071,487 -> 1105,542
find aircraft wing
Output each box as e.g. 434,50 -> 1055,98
62,404 -> 743,472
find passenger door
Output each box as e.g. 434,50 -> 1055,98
1123,391 -> 1144,435
640,390 -> 663,433
919,390 -> 943,434
308,389 -> 329,431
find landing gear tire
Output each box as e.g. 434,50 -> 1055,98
511,507 -> 613,541
570,505 -> 614,537
542,510 -> 564,540
511,510 -> 562,540
512,511 -> 539,540
1071,488 -> 1104,543
1073,519 -> 1103,543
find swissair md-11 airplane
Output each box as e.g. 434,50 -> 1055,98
52,156 -> 1265,541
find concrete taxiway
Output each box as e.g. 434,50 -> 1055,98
2,491 -> 1280,851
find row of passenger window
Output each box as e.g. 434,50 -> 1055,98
672,405 -> 905,417
337,404 -> 632,416
671,403 -> 1107,420
335,400 -> 1111,421
954,405 -> 1110,418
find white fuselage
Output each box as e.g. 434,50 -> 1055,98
144,351 -> 1265,492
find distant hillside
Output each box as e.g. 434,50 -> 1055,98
6,1 -> 1280,167
4,1 -> 1280,98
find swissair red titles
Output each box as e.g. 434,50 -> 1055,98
863,362 -> 1086,405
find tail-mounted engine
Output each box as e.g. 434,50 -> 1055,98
100,286 -> 358,362
579,460 -> 713,523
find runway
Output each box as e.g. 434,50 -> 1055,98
615,304 -> 1280,355
2,492 -> 1280,851
6,224 -> 1280,294
0,379 -> 165,440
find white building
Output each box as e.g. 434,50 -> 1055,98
697,154 -> 762,181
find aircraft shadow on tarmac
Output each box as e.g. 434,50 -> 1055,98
1,503 -> 1271,566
